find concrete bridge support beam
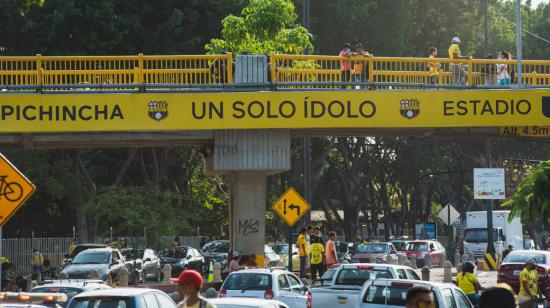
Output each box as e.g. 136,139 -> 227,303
204,129 -> 290,266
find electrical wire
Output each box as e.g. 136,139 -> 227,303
497,15 -> 550,45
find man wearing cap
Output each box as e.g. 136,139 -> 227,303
171,269 -> 216,308
448,36 -> 472,85
518,258 -> 539,308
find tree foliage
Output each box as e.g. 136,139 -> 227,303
504,161 -> 550,224
206,0 -> 313,54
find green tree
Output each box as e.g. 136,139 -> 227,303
206,0 -> 313,54
504,160 -> 550,243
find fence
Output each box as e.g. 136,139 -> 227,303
2,53 -> 550,90
0,54 -> 233,89
2,235 -> 205,277
270,54 -> 550,89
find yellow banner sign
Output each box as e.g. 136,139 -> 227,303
500,126 -> 550,138
0,90 -> 549,132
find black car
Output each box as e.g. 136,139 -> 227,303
62,244 -> 108,269
121,248 -> 161,283
200,240 -> 230,272
158,246 -> 206,278
60,248 -> 126,282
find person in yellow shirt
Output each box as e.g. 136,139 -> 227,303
297,228 -> 308,278
518,258 -> 539,308
448,36 -> 472,85
456,261 -> 482,306
309,236 -> 325,283
31,249 -> 44,281
427,47 -> 441,84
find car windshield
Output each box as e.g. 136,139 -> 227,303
69,246 -> 104,259
159,247 -> 187,259
72,252 -> 110,264
202,241 -> 230,253
272,245 -> 289,254
363,285 -> 439,306
223,273 -> 272,291
335,268 -> 393,285
464,228 -> 499,243
69,298 -> 129,308
357,244 -> 389,253
336,242 -> 349,254
392,242 -> 407,251
121,249 -> 142,260
504,252 -> 546,264
405,242 -> 429,251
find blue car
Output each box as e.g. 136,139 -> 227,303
67,288 -> 176,308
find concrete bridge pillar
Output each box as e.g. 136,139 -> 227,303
204,129 -> 290,265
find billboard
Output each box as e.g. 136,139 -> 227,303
415,223 -> 437,240
474,168 -> 506,199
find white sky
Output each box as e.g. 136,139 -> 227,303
530,0 -> 548,7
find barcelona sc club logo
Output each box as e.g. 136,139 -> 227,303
400,99 -> 420,119
148,101 -> 168,121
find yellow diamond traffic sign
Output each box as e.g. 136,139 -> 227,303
0,154 -> 35,226
272,187 -> 310,227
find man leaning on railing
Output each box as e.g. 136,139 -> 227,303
448,37 -> 472,85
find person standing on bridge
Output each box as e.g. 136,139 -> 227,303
297,227 -> 308,278
427,47 -> 441,84
352,43 -> 371,89
339,43 -> 353,87
448,36 -> 472,85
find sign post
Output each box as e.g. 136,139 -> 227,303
437,203 -> 460,252
0,154 -> 36,289
474,167 -> 505,270
272,187 -> 311,272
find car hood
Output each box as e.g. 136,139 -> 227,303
404,251 -> 427,257
352,253 -> 388,260
63,263 -> 109,273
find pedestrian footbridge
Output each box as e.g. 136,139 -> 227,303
1,53 -> 549,264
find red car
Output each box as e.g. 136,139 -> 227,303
497,250 -> 550,293
403,240 -> 446,267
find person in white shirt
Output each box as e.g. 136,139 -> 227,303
497,51 -> 511,86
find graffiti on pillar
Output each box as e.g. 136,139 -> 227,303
238,219 -> 259,236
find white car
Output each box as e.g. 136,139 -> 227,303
357,279 -> 473,308
219,268 -> 311,308
209,298 -> 289,308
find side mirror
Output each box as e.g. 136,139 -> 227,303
303,285 -> 309,292
187,255 -> 192,260
64,254 -> 70,258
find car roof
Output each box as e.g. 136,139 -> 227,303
73,288 -> 162,298
227,268 -> 290,275
32,280 -> 108,289
209,297 -> 288,306
79,248 -> 115,253
370,278 -> 456,289
508,249 -> 550,254
340,263 -> 413,270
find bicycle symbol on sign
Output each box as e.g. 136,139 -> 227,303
0,176 -> 23,202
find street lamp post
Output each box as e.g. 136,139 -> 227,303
515,0 -> 523,86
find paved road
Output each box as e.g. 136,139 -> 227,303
414,267 -> 497,287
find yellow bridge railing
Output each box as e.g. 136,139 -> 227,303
1,53 -> 550,89
270,54 -> 550,88
0,53 -> 233,88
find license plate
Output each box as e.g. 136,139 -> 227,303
514,270 -> 521,276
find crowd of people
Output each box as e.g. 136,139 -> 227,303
338,36 -> 519,87
296,225 -> 338,283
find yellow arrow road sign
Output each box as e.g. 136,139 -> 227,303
272,187 -> 310,227
0,154 -> 35,226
